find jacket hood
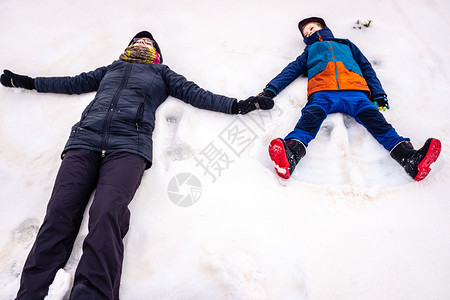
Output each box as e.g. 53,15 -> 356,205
129,31 -> 163,63
298,17 -> 326,34
303,26 -> 335,45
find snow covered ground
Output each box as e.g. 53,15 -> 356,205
1,0 -> 450,299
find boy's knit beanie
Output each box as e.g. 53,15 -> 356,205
129,31 -> 163,63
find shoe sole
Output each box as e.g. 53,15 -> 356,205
269,139 -> 291,179
414,138 -> 441,181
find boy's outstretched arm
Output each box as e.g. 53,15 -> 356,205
264,50 -> 308,97
242,53 -> 305,116
348,42 -> 390,111
348,42 -> 385,98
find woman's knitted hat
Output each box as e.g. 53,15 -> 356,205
129,31 -> 163,63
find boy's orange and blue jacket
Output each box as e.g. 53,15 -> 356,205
265,25 -> 385,99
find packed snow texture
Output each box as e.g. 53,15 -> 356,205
1,0 -> 450,299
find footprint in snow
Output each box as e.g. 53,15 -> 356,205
160,102 -> 194,162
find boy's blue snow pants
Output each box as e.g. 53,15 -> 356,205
16,149 -> 146,300
285,91 -> 408,151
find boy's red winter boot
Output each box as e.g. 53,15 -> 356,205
390,138 -> 441,181
269,138 -> 306,179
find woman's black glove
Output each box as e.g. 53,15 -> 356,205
233,96 -> 274,114
1,70 -> 35,90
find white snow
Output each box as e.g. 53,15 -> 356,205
1,0 -> 450,299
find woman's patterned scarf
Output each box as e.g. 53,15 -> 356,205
119,45 -> 161,64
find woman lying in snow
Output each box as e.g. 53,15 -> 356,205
1,30 -> 273,300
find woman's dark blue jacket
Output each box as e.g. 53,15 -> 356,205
35,60 -> 236,168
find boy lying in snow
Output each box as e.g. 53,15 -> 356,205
255,17 -> 441,181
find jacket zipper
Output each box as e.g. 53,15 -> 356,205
327,41 -> 340,90
101,63 -> 132,157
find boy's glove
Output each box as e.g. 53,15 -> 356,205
257,88 -> 276,99
233,96 -> 274,114
1,70 -> 35,90
372,94 -> 389,111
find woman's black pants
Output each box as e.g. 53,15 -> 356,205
16,149 -> 146,300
